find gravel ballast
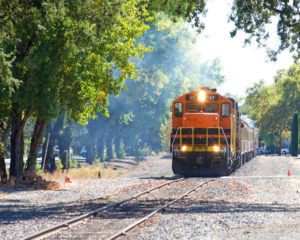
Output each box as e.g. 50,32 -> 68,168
1,154 -> 300,239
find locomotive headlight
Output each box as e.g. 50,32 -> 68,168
198,90 -> 206,102
181,145 -> 187,151
213,145 -> 220,152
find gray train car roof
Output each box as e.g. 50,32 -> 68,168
241,115 -> 257,130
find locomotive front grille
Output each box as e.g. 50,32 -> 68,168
171,127 -> 230,152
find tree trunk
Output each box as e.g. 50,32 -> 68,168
278,133 -> 283,156
58,124 -> 73,169
114,135 -> 121,158
0,119 -> 9,182
10,106 -> 32,178
106,130 -> 113,161
96,127 -> 109,162
25,118 -> 48,172
290,113 -> 298,157
43,115 -> 65,173
97,135 -> 105,162
86,138 -> 96,164
45,134 -> 56,172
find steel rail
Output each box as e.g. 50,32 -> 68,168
23,177 -> 184,240
106,179 -> 215,240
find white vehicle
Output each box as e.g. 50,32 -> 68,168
281,148 -> 289,155
80,146 -> 87,157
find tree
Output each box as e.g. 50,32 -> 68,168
246,81 -> 283,152
245,63 -> 300,152
0,120 -> 9,182
0,0 -> 151,177
57,120 -> 74,169
290,113 -> 298,157
150,0 -> 300,61
148,0 -> 207,32
82,14 -> 225,162
230,0 -> 300,61
40,116 -> 64,172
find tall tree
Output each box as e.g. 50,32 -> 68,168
57,120 -> 74,169
0,0 -> 151,177
290,113 -> 299,157
245,63 -> 300,151
84,14 -> 225,162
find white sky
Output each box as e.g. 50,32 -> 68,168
195,0 -> 294,97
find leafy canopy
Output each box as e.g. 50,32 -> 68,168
0,0 -> 151,124
230,0 -> 300,61
245,62 -> 300,146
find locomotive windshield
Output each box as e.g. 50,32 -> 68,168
203,103 -> 218,112
186,102 -> 219,113
186,102 -> 201,112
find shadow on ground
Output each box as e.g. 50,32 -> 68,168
1,196 -> 299,226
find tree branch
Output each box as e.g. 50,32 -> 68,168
20,105 -> 33,129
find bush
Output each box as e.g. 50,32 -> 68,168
56,159 -> 63,169
69,159 -> 78,168
35,163 -> 41,172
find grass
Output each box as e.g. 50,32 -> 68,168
38,162 -> 125,181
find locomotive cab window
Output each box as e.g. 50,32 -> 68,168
204,103 -> 218,112
174,102 -> 183,117
208,95 -> 219,101
186,102 -> 201,112
222,103 -> 230,117
185,94 -> 195,101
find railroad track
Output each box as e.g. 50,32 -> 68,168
106,178 -> 214,240
23,177 -> 184,240
23,177 -> 215,240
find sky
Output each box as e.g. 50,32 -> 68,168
195,0 -> 294,97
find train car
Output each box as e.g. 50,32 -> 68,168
240,116 -> 258,163
170,87 -> 258,176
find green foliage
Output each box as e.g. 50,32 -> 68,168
35,163 -> 41,172
290,113 -> 299,156
148,0 -> 207,33
1,0 -> 152,174
0,0 -> 151,124
83,14 -> 225,159
0,49 -> 19,93
230,0 -> 300,61
69,159 -> 78,168
0,49 -> 20,119
56,159 -> 63,169
245,62 -> 300,148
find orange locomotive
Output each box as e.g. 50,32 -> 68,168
170,87 -> 258,176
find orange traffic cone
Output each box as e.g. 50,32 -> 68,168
65,177 -> 72,183
288,169 -> 291,176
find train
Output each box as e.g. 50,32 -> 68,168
170,87 -> 258,176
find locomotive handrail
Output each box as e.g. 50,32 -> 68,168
179,127 -> 195,150
206,127 -> 221,148
205,127 -> 230,148
220,127 -> 229,146
171,127 -> 180,153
